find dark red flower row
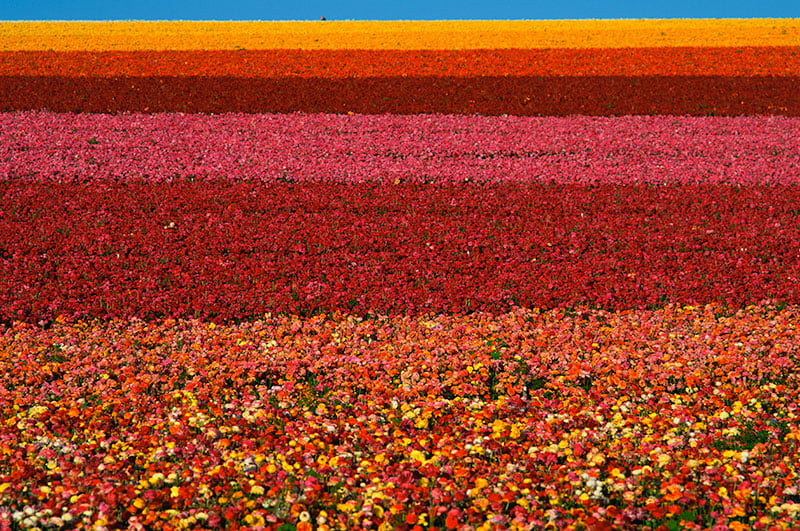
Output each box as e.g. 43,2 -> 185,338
0,75 -> 798,115
2,182 -> 799,322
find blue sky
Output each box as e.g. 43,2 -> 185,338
1,0 -> 799,21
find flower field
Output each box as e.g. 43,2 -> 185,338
1,18 -> 800,531
1,20 -> 800,115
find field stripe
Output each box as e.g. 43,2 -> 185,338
2,305 -> 798,526
1,47 -> 799,77
2,181 -> 799,321
4,112 -> 799,185
1,75 -> 797,115
2,19 -> 799,50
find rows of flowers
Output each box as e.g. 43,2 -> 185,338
2,76 -> 798,115
1,180 -> 799,322
2,305 -> 799,530
2,20 -> 797,115
4,17 -> 800,531
3,113 -> 799,184
2,48 -> 799,77
4,20 -> 798,51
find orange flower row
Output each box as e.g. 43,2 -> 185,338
1,47 -> 798,77
1,19 -> 799,51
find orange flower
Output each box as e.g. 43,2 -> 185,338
663,484 -> 683,502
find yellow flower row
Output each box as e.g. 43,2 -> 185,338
1,19 -> 798,50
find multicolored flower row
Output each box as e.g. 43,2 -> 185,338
3,113 -> 799,184
1,305 -> 799,530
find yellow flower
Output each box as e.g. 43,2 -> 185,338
244,513 -> 265,527
410,450 -> 426,463
337,501 -> 355,513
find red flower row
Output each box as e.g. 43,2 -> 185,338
2,182 -> 798,322
0,75 -> 797,115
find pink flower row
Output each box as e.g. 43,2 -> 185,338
2,112 -> 799,184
